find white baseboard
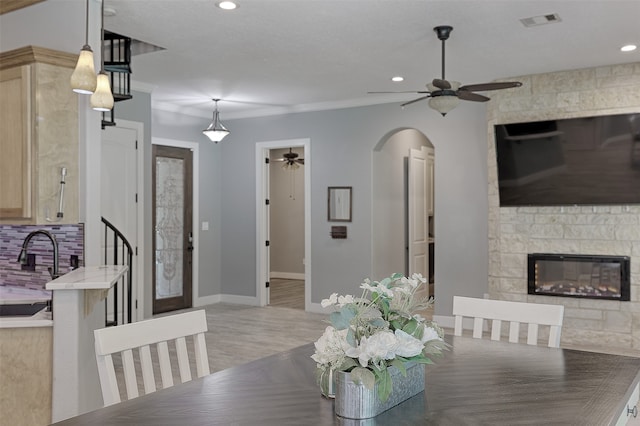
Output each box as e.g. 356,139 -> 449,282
194,294 -> 220,307
433,314 -> 455,329
220,294 -> 260,306
194,294 -> 260,307
270,271 -> 305,280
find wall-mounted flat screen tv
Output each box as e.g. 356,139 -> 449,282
494,113 -> 640,206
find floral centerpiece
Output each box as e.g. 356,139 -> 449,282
312,273 -> 446,403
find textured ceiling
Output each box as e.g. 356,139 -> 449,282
103,0 -> 640,119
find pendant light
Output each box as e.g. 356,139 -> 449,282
202,99 -> 230,142
91,0 -> 114,111
70,0 -> 97,94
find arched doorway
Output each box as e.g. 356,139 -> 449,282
372,128 -> 435,297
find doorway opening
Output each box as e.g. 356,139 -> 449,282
268,147 -> 305,309
256,139 -> 311,309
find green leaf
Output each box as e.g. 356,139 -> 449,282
390,272 -> 404,281
376,368 -> 393,402
350,367 -> 376,389
390,319 -> 404,331
330,306 -> 355,330
402,319 -> 419,336
389,358 -> 407,376
346,327 -> 357,346
339,358 -> 359,371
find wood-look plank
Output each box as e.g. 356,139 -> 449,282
269,278 -> 304,309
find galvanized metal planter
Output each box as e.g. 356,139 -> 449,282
334,364 -> 425,419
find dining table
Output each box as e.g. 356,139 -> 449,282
51,335 -> 640,425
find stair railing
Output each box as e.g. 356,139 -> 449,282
101,216 -> 133,326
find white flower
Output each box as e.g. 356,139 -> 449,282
346,331 -> 397,367
321,293 -> 338,308
337,294 -> 354,307
421,326 -> 443,343
311,326 -> 350,367
393,329 -> 424,358
360,280 -> 377,293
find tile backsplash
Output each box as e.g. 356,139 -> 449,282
0,224 -> 84,290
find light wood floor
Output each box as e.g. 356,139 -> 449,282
269,278 -> 304,309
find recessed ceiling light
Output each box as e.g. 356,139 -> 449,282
621,44 -> 637,52
391,76 -> 404,82
217,1 -> 237,10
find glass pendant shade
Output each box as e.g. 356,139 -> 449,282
70,46 -> 97,94
202,108 -> 230,142
428,95 -> 460,116
91,72 -> 114,111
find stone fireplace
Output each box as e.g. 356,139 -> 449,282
486,62 -> 640,351
527,253 -> 630,301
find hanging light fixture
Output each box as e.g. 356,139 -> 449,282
70,0 -> 97,94
91,0 -> 114,111
202,99 -> 230,142
426,81 -> 460,116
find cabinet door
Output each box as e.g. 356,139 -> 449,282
0,65 -> 32,220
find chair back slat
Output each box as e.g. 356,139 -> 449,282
453,296 -> 564,348
194,333 -> 210,377
94,310 -> 210,406
139,345 -> 156,394
122,349 -> 138,400
175,336 -> 192,383
157,340 -> 174,389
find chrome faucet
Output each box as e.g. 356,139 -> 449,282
17,229 -> 60,280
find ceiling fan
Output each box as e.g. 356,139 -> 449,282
274,148 -> 304,169
370,25 -> 522,116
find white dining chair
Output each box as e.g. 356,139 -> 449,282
452,296 -> 564,348
94,309 -> 210,406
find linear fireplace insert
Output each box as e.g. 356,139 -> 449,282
528,253 -> 630,301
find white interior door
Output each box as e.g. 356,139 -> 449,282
408,147 -> 428,278
101,126 -> 138,320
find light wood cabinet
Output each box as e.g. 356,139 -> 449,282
0,46 -> 79,224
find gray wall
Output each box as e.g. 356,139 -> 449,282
152,101 -> 489,316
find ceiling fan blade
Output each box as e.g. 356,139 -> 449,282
457,90 -> 490,102
458,81 -> 522,92
297,159 -> 304,164
432,79 -> 451,90
368,91 -> 430,94
401,95 -> 431,107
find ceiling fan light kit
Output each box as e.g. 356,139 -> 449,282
202,99 -> 230,142
369,25 -> 522,116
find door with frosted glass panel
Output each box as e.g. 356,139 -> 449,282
152,145 -> 193,314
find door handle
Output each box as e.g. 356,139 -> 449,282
187,232 -> 194,252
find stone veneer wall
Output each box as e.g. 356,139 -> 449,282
486,62 -> 640,351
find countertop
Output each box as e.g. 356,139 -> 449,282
45,266 -> 128,290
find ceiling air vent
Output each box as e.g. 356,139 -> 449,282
520,13 -> 562,27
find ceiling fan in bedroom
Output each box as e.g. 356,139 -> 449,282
274,147 -> 304,170
369,25 -> 522,116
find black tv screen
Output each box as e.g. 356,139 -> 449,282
494,113 -> 640,206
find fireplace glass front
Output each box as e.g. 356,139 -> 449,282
528,253 -> 630,301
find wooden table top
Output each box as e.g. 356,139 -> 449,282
52,336 -> 640,425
